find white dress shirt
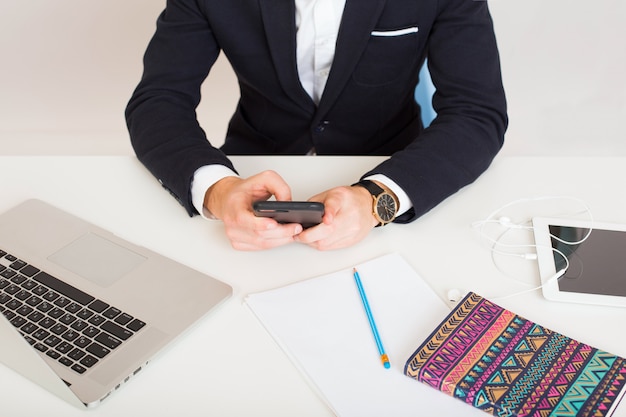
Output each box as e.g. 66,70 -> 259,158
192,0 -> 413,218
294,0 -> 345,104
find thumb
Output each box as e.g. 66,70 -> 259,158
257,170 -> 292,201
320,198 -> 339,225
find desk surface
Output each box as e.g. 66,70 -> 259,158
1,155 -> 625,417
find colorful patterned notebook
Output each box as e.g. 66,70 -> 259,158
404,292 -> 626,417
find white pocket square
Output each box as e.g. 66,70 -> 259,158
371,27 -> 419,37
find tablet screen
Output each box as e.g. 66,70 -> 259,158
549,225 -> 626,297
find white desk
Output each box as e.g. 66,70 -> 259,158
1,155 -> 625,416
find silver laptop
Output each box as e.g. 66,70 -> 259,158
0,199 -> 232,408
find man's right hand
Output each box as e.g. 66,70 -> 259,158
203,170 -> 303,250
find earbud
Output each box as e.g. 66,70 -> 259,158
472,216 -> 529,230
498,216 -> 512,226
498,216 -> 528,229
447,288 -> 464,304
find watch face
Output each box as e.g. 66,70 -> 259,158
376,193 -> 397,223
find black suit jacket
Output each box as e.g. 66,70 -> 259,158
126,0 -> 508,221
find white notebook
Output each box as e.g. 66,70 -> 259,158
245,253 -> 484,417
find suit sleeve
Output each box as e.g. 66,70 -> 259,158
365,0 -> 508,223
125,0 -> 235,215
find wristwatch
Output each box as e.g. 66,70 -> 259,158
352,180 -> 398,227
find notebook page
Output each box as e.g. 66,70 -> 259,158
245,253 -> 484,417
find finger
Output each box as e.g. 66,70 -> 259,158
255,222 -> 303,240
227,221 -> 303,250
301,223 -> 363,250
295,222 -> 332,245
307,192 -> 338,225
318,194 -> 342,225
253,170 -> 293,201
231,230 -> 301,251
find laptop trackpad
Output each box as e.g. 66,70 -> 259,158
48,233 -> 146,288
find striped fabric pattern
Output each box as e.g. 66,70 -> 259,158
404,292 -> 626,417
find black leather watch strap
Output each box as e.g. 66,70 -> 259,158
352,179 -> 384,197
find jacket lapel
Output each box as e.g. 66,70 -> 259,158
259,0 -> 316,114
315,0 -> 387,121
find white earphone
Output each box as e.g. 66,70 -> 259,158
464,195 -> 593,301
446,288 -> 464,304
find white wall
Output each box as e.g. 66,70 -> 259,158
490,0 -> 626,156
1,0 -> 624,156
0,0 -> 237,155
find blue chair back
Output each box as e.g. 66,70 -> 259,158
415,60 -> 436,127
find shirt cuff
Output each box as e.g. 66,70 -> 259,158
191,165 -> 239,219
364,174 -> 413,217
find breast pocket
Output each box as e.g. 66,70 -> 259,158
352,26 -> 420,87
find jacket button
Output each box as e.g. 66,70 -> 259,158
314,121 -> 329,133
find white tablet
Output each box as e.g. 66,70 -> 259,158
532,217 -> 626,307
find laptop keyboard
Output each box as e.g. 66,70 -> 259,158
0,249 -> 146,375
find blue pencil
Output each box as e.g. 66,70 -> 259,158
352,267 -> 390,369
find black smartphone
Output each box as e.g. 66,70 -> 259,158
252,201 -> 324,229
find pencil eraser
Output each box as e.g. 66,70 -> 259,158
384,361 -> 391,369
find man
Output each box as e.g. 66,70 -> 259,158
125,0 -> 507,251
